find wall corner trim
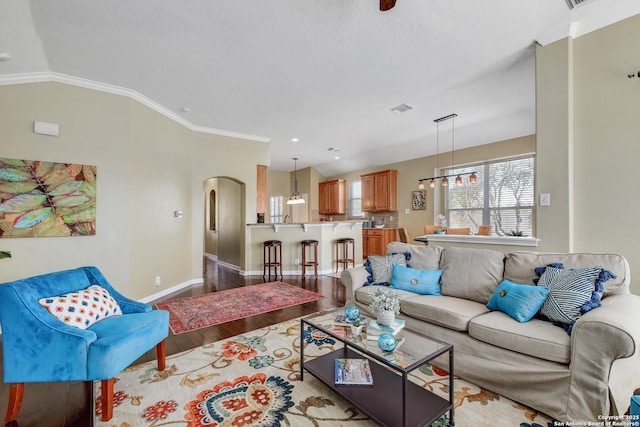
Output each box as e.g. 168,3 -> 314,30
0,71 -> 271,143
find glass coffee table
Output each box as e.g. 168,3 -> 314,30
301,308 -> 454,427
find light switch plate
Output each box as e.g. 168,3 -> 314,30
539,194 -> 551,206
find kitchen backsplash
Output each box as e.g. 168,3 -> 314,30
317,211 -> 398,228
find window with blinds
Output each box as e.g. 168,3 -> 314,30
445,156 -> 535,236
349,180 -> 364,218
269,196 -> 284,223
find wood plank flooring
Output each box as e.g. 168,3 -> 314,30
0,260 -> 345,427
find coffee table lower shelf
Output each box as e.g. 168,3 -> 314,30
303,347 -> 451,427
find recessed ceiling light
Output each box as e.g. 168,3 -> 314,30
334,156 -> 340,160
291,138 -> 299,142
0,52 -> 11,62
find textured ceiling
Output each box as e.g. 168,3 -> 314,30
1,0 -> 639,175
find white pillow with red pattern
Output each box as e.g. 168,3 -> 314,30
39,285 -> 123,329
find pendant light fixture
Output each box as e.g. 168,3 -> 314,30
418,114 -> 477,189
287,157 -> 305,205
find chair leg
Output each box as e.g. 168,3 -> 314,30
157,340 -> 166,371
5,383 -> 24,422
101,378 -> 114,422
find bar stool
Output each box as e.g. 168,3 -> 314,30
300,239 -> 319,278
335,237 -> 355,273
263,240 -> 282,280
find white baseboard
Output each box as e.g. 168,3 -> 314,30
241,267 -> 355,277
139,278 -> 204,304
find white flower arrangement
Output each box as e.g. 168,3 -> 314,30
368,288 -> 400,315
436,214 -> 448,230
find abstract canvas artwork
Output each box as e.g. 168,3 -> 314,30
0,158 -> 96,237
412,190 -> 426,210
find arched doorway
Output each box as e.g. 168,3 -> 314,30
203,177 -> 245,270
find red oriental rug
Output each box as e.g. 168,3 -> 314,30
156,282 -> 324,334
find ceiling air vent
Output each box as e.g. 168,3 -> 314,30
564,0 -> 594,9
391,103 -> 413,113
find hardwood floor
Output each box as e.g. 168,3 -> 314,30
0,259 -> 345,427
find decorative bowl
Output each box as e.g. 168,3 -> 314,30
377,333 -> 397,352
345,306 -> 360,322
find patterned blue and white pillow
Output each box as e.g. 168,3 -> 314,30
537,266 -> 601,333
363,253 -> 407,286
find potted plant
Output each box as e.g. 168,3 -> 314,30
509,230 -> 524,237
0,251 -> 11,260
369,288 -> 400,326
350,319 -> 363,336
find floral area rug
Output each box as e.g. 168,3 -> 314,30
94,317 -> 554,426
155,282 -> 324,334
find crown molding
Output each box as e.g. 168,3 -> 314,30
0,71 -> 271,143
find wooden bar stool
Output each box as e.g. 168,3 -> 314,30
263,240 -> 282,280
335,237 -> 355,273
300,239 -> 319,278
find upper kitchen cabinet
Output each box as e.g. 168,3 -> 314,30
319,179 -> 346,215
361,170 -> 398,212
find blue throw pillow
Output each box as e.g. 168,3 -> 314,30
390,264 -> 442,295
486,280 -> 550,322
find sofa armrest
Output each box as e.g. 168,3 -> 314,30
572,293 -> 640,360
0,284 -> 98,382
568,293 -> 640,419
340,266 -> 369,305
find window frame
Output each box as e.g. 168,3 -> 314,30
444,155 -> 535,236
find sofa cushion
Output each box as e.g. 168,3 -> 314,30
386,242 -> 442,270
535,264 -> 616,315
504,251 -> 629,296
390,264 -> 442,295
39,285 -> 123,330
486,280 -> 549,322
400,295 -> 490,332
537,266 -> 602,332
440,247 -> 505,304
469,311 -> 571,363
364,253 -> 406,286
87,310 -> 169,379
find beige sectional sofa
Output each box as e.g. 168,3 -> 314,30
340,242 -> 640,422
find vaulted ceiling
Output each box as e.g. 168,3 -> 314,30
1,1 -> 639,175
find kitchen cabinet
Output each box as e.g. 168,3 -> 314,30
319,179 -> 346,215
362,228 -> 398,258
361,170 -> 398,212
257,165 -> 267,214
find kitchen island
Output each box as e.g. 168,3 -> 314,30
246,221 -> 363,276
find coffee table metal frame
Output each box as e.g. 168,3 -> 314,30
300,308 -> 454,427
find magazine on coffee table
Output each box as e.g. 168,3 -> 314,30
334,358 -> 374,385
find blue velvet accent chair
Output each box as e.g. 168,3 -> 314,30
0,266 -> 169,422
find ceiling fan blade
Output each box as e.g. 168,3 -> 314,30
380,0 -> 396,11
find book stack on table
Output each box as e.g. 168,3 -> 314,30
333,314 -> 368,327
366,319 -> 405,341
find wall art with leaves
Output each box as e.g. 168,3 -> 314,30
0,158 -> 96,237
